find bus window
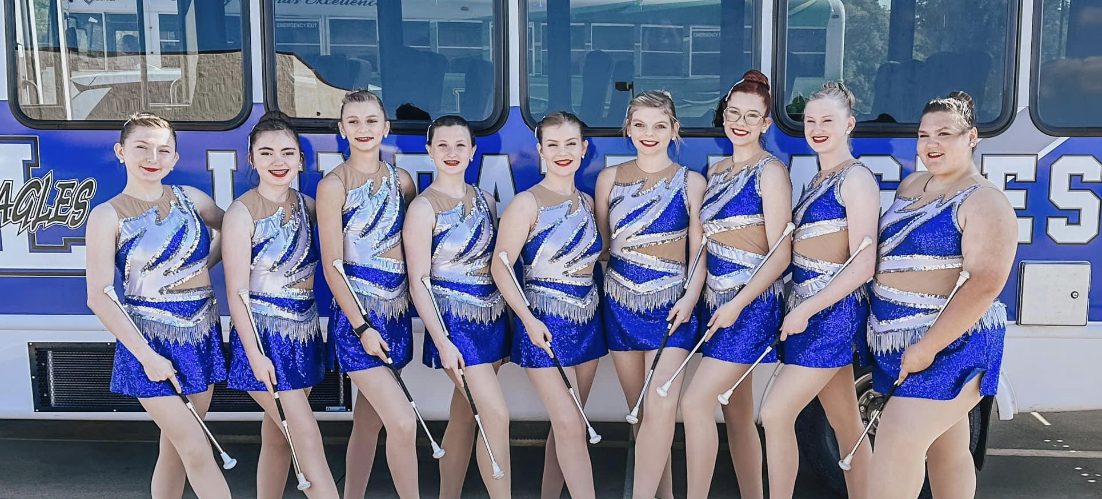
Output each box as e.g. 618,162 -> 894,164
270,1 -> 501,125
1033,0 -> 1102,133
9,0 -> 246,125
524,0 -> 758,129
777,0 -> 1017,133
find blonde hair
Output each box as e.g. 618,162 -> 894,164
808,81 -> 856,117
623,90 -> 681,142
120,112 -> 175,144
340,89 -> 387,120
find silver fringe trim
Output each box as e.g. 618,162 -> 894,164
357,292 -> 410,321
434,292 -> 506,324
706,279 -> 784,309
248,312 -> 321,343
528,287 -> 599,324
867,302 -> 1006,355
131,307 -> 218,345
604,276 -> 682,312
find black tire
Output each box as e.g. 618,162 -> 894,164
793,367 -> 990,498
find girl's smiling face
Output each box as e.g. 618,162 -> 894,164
427,125 -> 476,176
115,126 -> 178,182
918,111 -> 977,175
628,106 -> 677,155
339,99 -> 390,153
250,130 -> 302,188
538,122 -> 587,178
803,98 -> 854,155
723,91 -> 771,148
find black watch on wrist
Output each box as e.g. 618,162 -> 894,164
353,323 -> 370,338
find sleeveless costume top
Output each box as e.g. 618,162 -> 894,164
520,185 -> 602,323
701,154 -> 784,308
605,162 -> 692,311
423,185 -> 505,324
113,185 -> 218,343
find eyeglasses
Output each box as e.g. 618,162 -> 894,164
723,108 -> 765,126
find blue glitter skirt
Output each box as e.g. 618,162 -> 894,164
512,310 -> 606,368
111,321 -> 227,398
423,310 -> 509,368
782,291 -> 868,369
227,323 -> 325,392
603,296 -> 700,352
866,285 -> 1006,400
702,288 -> 782,364
330,302 -> 413,372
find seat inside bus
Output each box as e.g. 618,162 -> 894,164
869,50 -> 991,124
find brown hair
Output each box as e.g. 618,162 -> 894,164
119,112 -> 176,145
535,111 -> 586,143
623,90 -> 680,142
426,114 -> 475,146
922,91 -> 976,130
722,70 -> 772,117
807,81 -> 856,117
248,111 -> 300,157
340,89 -> 387,120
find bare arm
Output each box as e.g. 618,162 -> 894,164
489,192 -> 539,326
794,166 -> 880,317
221,202 -> 264,362
403,197 -> 450,348
593,166 -> 617,261
182,186 -> 225,267
681,170 -> 709,302
316,175 -> 369,329
397,168 -> 417,205
84,204 -> 161,367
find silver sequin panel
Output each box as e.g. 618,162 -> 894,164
343,163 -> 409,319
429,188 -> 505,323
524,197 -> 600,323
867,281 -> 1006,355
606,166 -> 689,311
246,192 -> 320,341
876,185 -> 981,273
116,186 -> 215,343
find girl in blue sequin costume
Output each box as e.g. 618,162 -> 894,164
491,112 -> 606,498
867,93 -> 1015,498
85,113 -> 231,498
594,91 -> 707,499
758,82 -> 879,499
223,112 -> 339,497
404,115 -> 511,498
316,91 -> 421,498
680,71 -> 793,499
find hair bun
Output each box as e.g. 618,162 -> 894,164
741,70 -> 770,90
947,91 -> 975,113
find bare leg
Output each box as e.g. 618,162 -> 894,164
528,365 -> 596,499
140,390 -> 231,499
869,377 -> 982,499
541,359 -> 599,499
611,350 -> 675,499
456,364 -> 512,498
252,401 -> 291,499
759,366 -> 838,499
927,416 -> 977,499
632,347 -> 689,499
439,385 -> 477,499
251,389 -> 340,498
344,390 -> 383,499
818,366 -> 871,499
349,368 -> 421,498
149,387 -> 214,499
683,358 -> 762,499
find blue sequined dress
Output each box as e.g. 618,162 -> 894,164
421,185 -> 508,368
604,161 -> 700,351
700,156 -> 784,364
866,180 -> 1006,400
786,160 -> 870,369
328,162 -> 414,372
109,186 -> 227,398
228,190 -> 325,392
511,185 -> 607,368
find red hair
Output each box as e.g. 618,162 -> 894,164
723,69 -> 772,117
